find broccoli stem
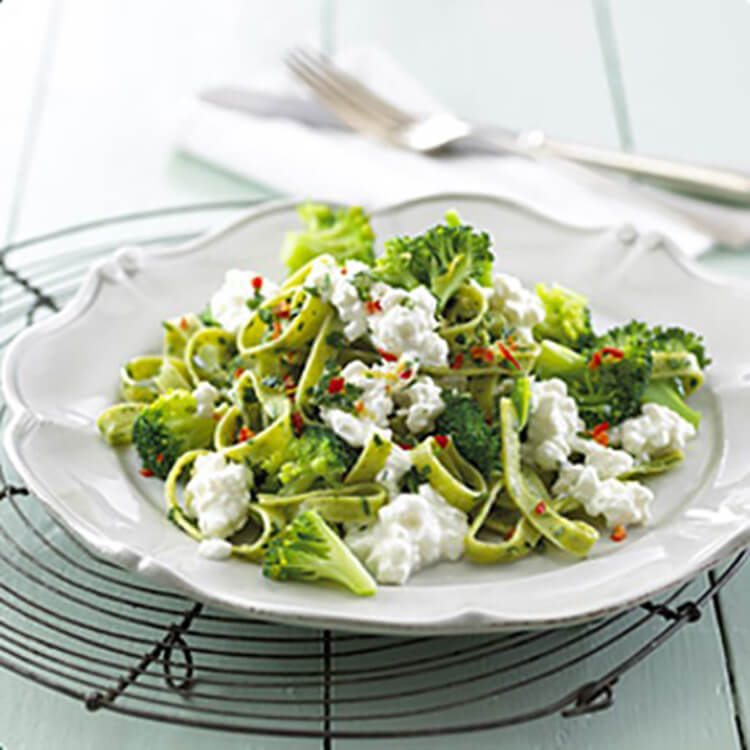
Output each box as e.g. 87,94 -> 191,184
533,340 -> 586,379
641,380 -> 701,428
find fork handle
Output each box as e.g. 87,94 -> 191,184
523,132 -> 750,206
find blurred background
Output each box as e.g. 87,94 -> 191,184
2,0 -> 749,243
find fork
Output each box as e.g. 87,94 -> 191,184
285,47 -> 750,210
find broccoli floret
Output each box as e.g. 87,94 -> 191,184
373,211 -> 493,310
641,379 -> 701,428
650,325 -> 710,369
563,322 -> 653,429
282,203 -> 375,273
97,403 -> 145,446
278,425 -> 359,495
132,390 -> 215,478
262,509 -> 376,596
533,283 -> 595,350
434,391 -> 500,474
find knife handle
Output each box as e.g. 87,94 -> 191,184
523,131 -> 750,206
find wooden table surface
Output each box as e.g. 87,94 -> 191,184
1,1 -> 749,748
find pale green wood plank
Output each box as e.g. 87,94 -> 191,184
11,0 -> 322,238
0,0 -> 57,242
331,577 -> 740,750
714,564 -> 750,741
608,0 -> 750,168
333,0 -> 622,147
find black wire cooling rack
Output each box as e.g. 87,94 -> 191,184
0,201 -> 746,741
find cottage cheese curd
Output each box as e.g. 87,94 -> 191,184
572,436 -> 635,479
209,270 -> 278,333
193,381 -> 219,418
375,444 -> 413,499
319,359 -> 397,447
485,272 -> 545,342
611,403 -> 696,462
553,464 -> 653,527
368,285 -> 449,367
305,257 -> 372,341
185,453 -> 253,538
396,375 -> 445,433
525,378 -> 583,471
346,484 -> 467,584
197,538 -> 233,560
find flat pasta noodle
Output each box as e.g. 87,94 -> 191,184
650,351 -> 704,395
120,354 -> 190,403
439,282 -> 488,347
163,448 -> 285,562
465,477 -> 580,564
500,397 -> 598,557
410,436 -> 486,513
185,326 -> 237,389
257,483 -> 387,525
237,284 -> 329,356
222,400 -> 294,474
296,310 -> 339,415
163,312 -> 202,358
344,432 -> 392,484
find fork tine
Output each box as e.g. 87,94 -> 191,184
286,48 -> 394,131
293,48 -> 410,128
285,52 -> 382,135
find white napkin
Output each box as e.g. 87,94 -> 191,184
178,46 -> 748,257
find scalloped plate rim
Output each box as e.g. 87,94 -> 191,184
3,192 -> 749,635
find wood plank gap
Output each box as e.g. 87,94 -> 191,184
710,570 -> 749,750
591,0 -> 634,151
4,0 -> 64,245
322,629 -> 332,750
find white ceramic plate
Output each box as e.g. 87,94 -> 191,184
4,194 -> 750,634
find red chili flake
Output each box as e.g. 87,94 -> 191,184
340,267 -> 348,275
365,299 -> 382,315
377,349 -> 398,363
588,350 -> 603,370
593,431 -> 609,447
399,369 -> 413,380
212,412 -> 221,421
275,302 -> 291,319
179,316 -> 187,331
395,442 -> 414,451
591,421 -> 610,435
238,426 -> 255,442
327,376 -> 345,394
291,411 -> 304,436
496,341 -> 521,370
271,321 -> 282,339
451,353 -> 464,370
251,276 -> 263,290
591,421 -> 610,446
139,468 -> 155,478
234,367 -> 245,379
601,346 -> 624,360
485,416 -> 493,425
434,435 -> 449,449
484,349 -> 495,364
155,453 -> 164,464
354,400 -> 365,414
534,501 -> 546,515
611,524 -> 627,543
504,526 -> 516,541
469,346 -> 486,361
507,335 -> 517,350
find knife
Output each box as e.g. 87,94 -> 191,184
201,87 -> 348,130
